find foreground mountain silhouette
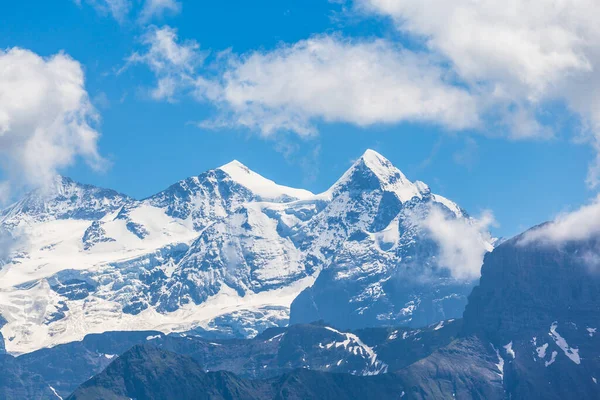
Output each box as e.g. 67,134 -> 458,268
67,344 -> 406,400
12,321 -> 460,397
0,149 -> 490,354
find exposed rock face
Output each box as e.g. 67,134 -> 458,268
395,336 -> 505,400
464,232 -> 600,340
391,228 -> 600,399
0,354 -> 57,400
460,230 -> 600,399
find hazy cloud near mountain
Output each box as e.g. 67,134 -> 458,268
413,206 -> 495,281
0,48 -> 103,202
521,194 -> 600,245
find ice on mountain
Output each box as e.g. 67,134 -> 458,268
218,160 -> 314,202
549,322 -> 581,364
0,150 -> 490,354
493,345 -> 504,379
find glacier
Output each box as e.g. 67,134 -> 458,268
0,150 -> 493,354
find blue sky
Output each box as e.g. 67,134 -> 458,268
2,0 -> 599,238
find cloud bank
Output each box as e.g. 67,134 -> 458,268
355,0 -> 600,185
0,48 -> 103,201
196,36 -> 479,136
130,28 -> 479,135
125,1 -> 600,189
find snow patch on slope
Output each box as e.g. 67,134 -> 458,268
0,274 -> 314,354
321,326 -> 388,375
549,322 -> 581,365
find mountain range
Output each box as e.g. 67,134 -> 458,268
66,226 -> 600,399
0,150 -> 598,398
1,222 -> 597,399
0,149 -> 490,354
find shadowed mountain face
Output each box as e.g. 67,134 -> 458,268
391,229 -> 600,399
67,345 -> 406,400
461,231 -> 600,399
464,232 -> 600,340
0,354 -> 58,400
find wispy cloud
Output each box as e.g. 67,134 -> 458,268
138,0 -> 181,23
453,137 -> 479,169
75,0 -> 181,24
121,26 -> 204,101
76,0 -> 132,22
128,29 -> 480,135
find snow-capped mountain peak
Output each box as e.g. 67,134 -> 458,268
326,149 -> 425,203
0,151 -> 488,355
0,176 -> 131,227
217,160 -> 314,202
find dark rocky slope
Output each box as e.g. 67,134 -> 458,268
67,345 -> 406,400
17,321 -> 461,398
394,228 -> 600,399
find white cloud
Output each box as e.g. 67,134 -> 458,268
126,4 -> 600,189
123,26 -> 203,101
355,0 -> 600,184
139,0 -> 181,22
129,29 -> 480,135
521,195 -> 600,244
356,0 -> 594,97
0,48 -> 103,201
200,35 -> 481,135
416,206 -> 495,280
